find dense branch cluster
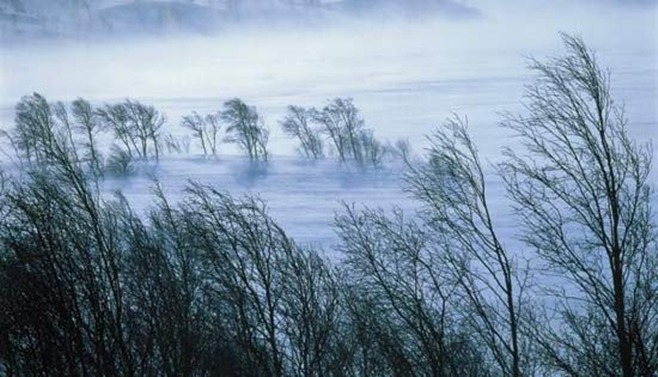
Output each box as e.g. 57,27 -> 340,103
0,34 -> 656,376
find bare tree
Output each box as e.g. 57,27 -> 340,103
71,98 -> 105,177
277,245 -> 347,376
358,128 -> 386,166
123,99 -> 165,161
0,101 -> 133,375
5,94 -> 99,180
97,102 -> 136,158
10,93 -> 58,164
178,183 -> 352,377
336,203 -> 492,376
182,111 -> 222,157
389,138 -> 413,163
182,184 -> 293,376
405,115 -> 530,377
97,99 -> 165,162
314,98 -> 365,163
204,112 -> 222,156
501,33 -> 657,376
312,98 -> 390,166
222,98 -> 269,162
182,111 -> 208,155
280,105 -> 324,160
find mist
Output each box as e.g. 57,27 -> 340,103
0,0 -> 657,244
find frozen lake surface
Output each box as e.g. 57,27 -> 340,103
101,157 -> 417,250
1,2 -> 656,251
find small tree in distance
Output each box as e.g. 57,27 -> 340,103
221,98 -> 269,162
182,111 -> 222,157
10,93 -> 58,164
280,105 -> 324,159
314,97 -> 363,162
204,112 -> 222,155
97,99 -> 165,162
71,98 -> 105,177
311,97 -> 390,166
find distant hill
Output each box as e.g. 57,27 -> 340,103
0,0 -> 481,40
97,1 -> 222,34
335,0 -> 480,18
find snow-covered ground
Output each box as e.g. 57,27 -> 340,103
1,2 -> 656,252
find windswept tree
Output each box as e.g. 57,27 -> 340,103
221,98 -> 269,162
181,111 -> 222,157
2,94 -> 109,178
124,99 -> 165,161
204,112 -> 222,156
280,105 -> 324,159
71,98 -> 105,176
390,138 -> 413,163
9,93 -> 58,164
358,128 -> 387,166
97,99 -> 165,162
178,183 -> 348,376
96,101 -> 134,157
501,33 -> 657,376
314,97 -> 364,162
276,245 -> 348,376
405,115 -> 529,377
0,104 -> 133,375
313,98 -> 388,166
336,204 -> 492,376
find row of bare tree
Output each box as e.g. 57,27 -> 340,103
2,94 -> 401,176
281,98 -> 409,165
0,34 -> 656,376
3,95 -> 270,172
